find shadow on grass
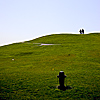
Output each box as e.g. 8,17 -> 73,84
15,52 -> 33,56
56,85 -> 72,91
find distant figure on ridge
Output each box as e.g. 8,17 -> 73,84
79,29 -> 84,34
79,29 -> 82,34
82,29 -> 84,34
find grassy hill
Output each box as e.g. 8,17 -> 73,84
0,33 -> 100,100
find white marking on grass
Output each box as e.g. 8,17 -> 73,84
33,43 -> 60,46
12,59 -> 14,61
40,43 -> 60,46
40,44 -> 54,46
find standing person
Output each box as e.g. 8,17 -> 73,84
82,29 -> 84,34
79,29 -> 82,34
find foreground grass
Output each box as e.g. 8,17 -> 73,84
0,33 -> 100,99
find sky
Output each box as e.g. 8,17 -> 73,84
0,0 -> 100,46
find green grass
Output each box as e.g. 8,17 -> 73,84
0,33 -> 100,100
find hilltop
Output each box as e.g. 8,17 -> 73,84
0,33 -> 100,99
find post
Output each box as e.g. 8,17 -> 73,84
57,71 -> 66,90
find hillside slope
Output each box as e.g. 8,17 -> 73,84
0,33 -> 100,99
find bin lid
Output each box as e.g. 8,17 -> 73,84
57,71 -> 66,78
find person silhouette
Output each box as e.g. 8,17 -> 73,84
82,29 -> 84,34
79,29 -> 82,34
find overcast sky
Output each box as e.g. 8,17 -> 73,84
0,0 -> 100,46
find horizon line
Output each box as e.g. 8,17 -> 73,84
0,31 -> 100,47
